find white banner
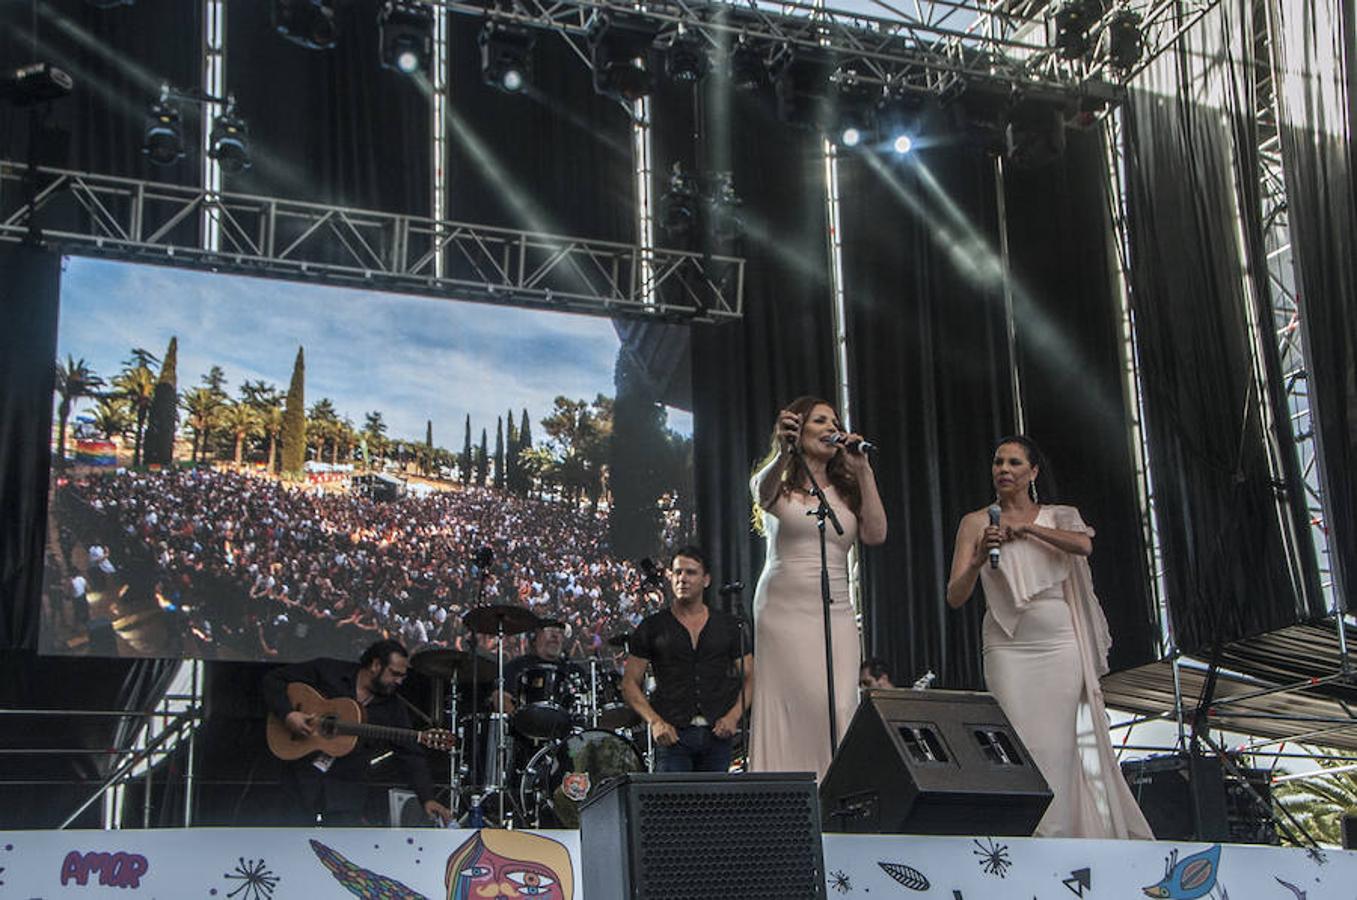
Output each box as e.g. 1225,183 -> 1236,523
0,828 -> 1351,898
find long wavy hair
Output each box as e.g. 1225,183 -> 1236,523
751,396 -> 863,534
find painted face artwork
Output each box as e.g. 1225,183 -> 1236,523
446,830 -> 573,900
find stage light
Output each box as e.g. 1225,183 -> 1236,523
1051,0 -> 1106,60
479,21 -> 535,94
666,31 -> 709,83
209,95 -> 251,174
660,162 -> 700,240
878,92 -> 925,157
893,134 -> 913,154
771,46 -> 834,131
704,170 -> 743,245
588,11 -> 659,102
1106,10 -> 1144,70
729,39 -> 767,92
379,2 -> 433,75
142,85 -> 184,167
841,126 -> 862,147
273,0 -> 339,50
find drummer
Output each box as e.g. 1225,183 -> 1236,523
489,619 -> 580,716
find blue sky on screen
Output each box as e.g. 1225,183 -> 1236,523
58,256 -> 692,445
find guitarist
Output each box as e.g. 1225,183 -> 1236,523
262,639 -> 453,826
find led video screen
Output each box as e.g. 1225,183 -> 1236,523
41,256 -> 693,661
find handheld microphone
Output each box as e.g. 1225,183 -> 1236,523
821,433 -> 877,454
718,581 -> 744,596
987,505 -> 1001,570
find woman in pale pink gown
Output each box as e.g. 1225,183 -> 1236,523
947,435 -> 1153,839
748,397 -> 887,779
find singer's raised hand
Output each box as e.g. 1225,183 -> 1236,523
775,409 -> 801,451
837,431 -> 873,473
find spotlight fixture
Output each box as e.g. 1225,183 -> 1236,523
660,162 -> 701,240
1105,9 -> 1144,71
479,21 -> 535,93
728,38 -> 767,92
274,0 -> 339,51
829,65 -> 880,149
588,11 -> 660,102
379,1 -> 434,75
770,45 -> 834,131
142,84 -> 185,167
665,30 -> 709,83
704,171 -> 743,245
892,134 -> 913,154
1051,0 -> 1107,60
878,91 -> 926,157
0,62 -> 73,106
209,95 -> 251,173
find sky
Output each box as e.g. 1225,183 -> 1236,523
57,256 -> 692,447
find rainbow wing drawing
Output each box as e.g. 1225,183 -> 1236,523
309,839 -> 430,900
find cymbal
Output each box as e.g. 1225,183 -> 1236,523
462,604 -> 540,636
409,647 -> 497,682
606,632 -> 632,649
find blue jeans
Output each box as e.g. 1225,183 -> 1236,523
655,725 -> 733,773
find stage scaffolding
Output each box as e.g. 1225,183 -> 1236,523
0,162 -> 745,324
434,0 -> 1220,98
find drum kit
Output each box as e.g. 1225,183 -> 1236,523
411,605 -> 648,828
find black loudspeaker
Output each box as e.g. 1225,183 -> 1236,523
579,772 -> 826,900
1121,754 -> 1229,841
1342,814 -> 1357,850
819,689 -> 1052,835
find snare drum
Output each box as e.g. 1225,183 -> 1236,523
513,663 -> 576,739
518,729 -> 644,828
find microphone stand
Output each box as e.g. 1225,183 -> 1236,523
800,451 -> 845,763
720,581 -> 751,772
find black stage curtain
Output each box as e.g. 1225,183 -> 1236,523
225,3 -> 430,215
0,245 -> 60,651
1123,0 -> 1323,654
659,80 -> 836,606
838,140 -> 1011,689
1267,0 -> 1357,610
443,22 -> 633,241
1002,128 -> 1159,672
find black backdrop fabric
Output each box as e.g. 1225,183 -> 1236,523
837,141 -> 1011,690
1123,0 -> 1323,654
1267,0 -> 1357,611
1003,128 -> 1160,672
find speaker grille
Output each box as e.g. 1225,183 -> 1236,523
634,788 -> 820,898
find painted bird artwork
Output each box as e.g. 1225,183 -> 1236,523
1142,845 -> 1223,900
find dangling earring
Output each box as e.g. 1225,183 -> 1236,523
1029,479 -> 1039,504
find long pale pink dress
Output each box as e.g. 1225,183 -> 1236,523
747,471 -> 860,780
979,505 -> 1154,839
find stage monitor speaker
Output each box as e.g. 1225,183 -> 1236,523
1120,754 -> 1229,841
387,788 -> 429,827
1342,814 -> 1357,850
819,689 -> 1052,835
579,772 -> 826,900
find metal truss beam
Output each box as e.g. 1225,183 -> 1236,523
437,0 -> 1220,100
0,162 -> 744,323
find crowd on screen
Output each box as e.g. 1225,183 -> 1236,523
53,468 -> 670,660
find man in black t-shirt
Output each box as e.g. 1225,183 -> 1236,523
622,546 -> 753,773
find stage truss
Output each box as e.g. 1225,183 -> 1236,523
438,0 -> 1222,100
0,162 -> 744,323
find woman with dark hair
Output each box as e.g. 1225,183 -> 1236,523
946,436 -> 1152,839
748,397 -> 887,778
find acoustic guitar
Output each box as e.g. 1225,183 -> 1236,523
266,682 -> 455,761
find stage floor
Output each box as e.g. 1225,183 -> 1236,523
0,827 -> 1349,897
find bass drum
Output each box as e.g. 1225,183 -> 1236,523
518,729 -> 644,828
